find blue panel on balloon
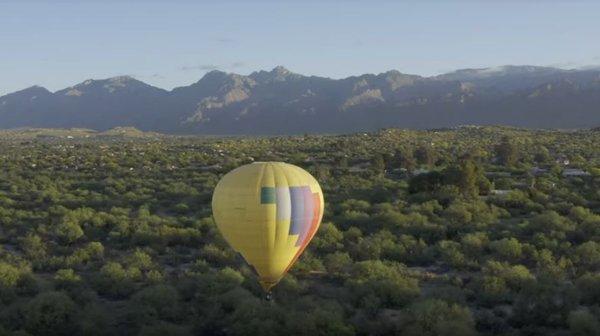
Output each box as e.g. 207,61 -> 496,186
289,187 -> 305,235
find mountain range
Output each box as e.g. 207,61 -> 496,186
2,65 -> 600,134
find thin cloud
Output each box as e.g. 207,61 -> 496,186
577,64 -> 600,70
215,37 -> 235,44
142,73 -> 165,80
180,62 -> 247,72
547,61 -> 577,69
180,64 -> 220,71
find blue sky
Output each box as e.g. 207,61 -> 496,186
1,1 -> 600,95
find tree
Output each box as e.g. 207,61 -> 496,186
436,241 -> 467,268
575,273 -> 600,305
528,211 -> 574,237
409,171 -> 444,194
324,252 -> 353,276
130,285 -> 181,322
347,260 -> 420,309
489,238 -> 523,261
568,309 -> 600,336
534,145 -> 551,164
573,241 -> 600,269
314,164 -> 331,182
54,219 -> 84,244
139,322 -> 191,336
25,291 -> 79,336
94,262 -> 137,297
20,233 -> 47,260
512,276 -> 579,328
495,136 -> 519,166
403,299 -> 477,336
0,262 -> 21,289
80,303 -> 113,336
54,269 -> 81,289
127,249 -> 154,271
394,149 -> 416,173
371,154 -> 386,176
414,145 -> 435,167
490,261 -> 533,283
311,222 -> 344,253
443,161 -> 479,198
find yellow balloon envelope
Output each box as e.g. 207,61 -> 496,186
212,162 -> 324,291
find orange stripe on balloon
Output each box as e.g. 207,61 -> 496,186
304,193 -> 321,247
284,193 -> 322,273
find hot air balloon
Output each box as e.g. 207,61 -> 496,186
211,162 -> 324,296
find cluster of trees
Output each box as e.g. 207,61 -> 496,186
0,126 -> 599,335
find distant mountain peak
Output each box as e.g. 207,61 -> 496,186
58,75 -> 160,96
73,75 -> 139,87
107,75 -> 136,83
2,85 -> 51,99
249,66 -> 300,83
22,85 -> 51,94
437,65 -> 564,81
196,70 -> 255,88
381,69 -> 408,76
272,65 -> 291,76
197,69 -> 233,83
379,69 -> 421,79
26,85 -> 46,90
102,75 -> 142,92
0,85 -> 52,110
203,69 -> 227,77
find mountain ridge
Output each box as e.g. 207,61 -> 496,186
2,65 -> 600,134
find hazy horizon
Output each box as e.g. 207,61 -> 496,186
2,1 -> 600,95
6,63 -> 600,95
